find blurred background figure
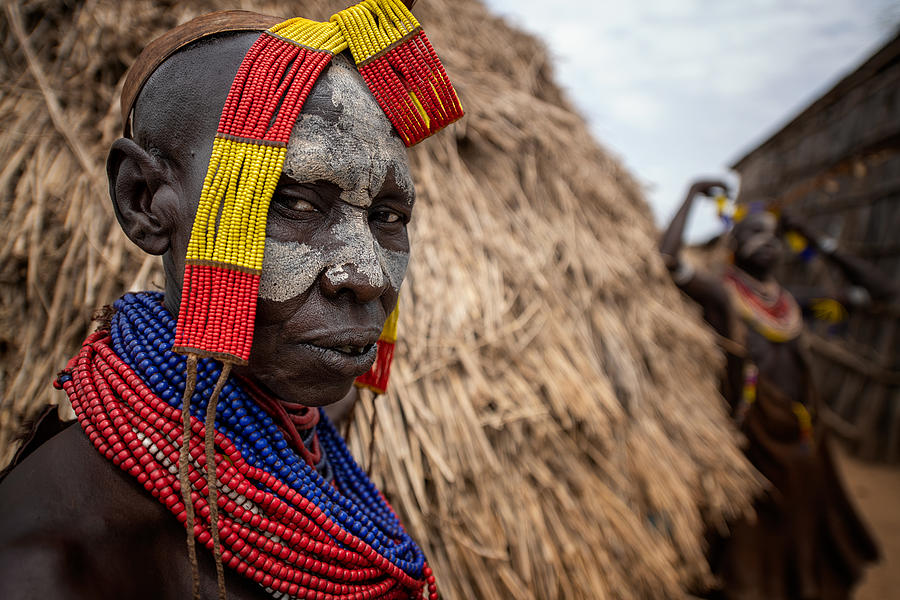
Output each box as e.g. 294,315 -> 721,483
661,179 -> 891,598
731,32 -> 900,464
704,31 -> 900,598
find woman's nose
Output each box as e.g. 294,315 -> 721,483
319,260 -> 389,303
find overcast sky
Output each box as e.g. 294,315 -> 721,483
482,0 -> 900,241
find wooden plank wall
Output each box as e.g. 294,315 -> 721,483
733,34 -> 900,461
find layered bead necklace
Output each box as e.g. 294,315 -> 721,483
58,292 -> 437,600
723,267 -> 803,343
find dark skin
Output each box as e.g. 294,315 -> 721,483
0,33 -> 413,598
660,180 -> 896,411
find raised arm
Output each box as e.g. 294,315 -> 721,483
659,179 -> 728,268
659,179 -> 733,336
780,211 -> 898,306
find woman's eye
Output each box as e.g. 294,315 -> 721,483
274,190 -> 318,213
287,198 -> 316,212
371,209 -> 403,224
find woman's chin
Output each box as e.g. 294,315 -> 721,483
234,365 -> 354,407
277,380 -> 353,407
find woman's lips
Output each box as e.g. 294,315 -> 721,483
331,343 -> 374,356
294,340 -> 379,377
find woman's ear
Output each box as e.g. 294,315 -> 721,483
107,138 -> 180,255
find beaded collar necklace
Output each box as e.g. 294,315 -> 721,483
58,293 -> 437,600
723,267 -> 802,343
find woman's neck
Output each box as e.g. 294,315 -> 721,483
236,374 -> 332,480
733,260 -> 774,287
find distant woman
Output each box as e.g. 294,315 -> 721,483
660,179 -> 886,600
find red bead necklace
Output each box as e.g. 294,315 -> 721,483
59,331 -> 437,600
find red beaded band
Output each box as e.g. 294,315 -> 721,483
176,265 -> 260,361
356,30 -> 462,146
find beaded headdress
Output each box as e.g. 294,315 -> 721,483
123,0 -> 461,394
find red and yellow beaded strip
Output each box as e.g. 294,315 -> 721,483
355,303 -> 399,394
174,22 -> 340,363
333,0 -> 463,146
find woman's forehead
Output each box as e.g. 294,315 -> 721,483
136,39 -> 412,203
282,57 -> 413,206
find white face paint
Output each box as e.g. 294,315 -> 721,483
280,56 -> 412,206
258,56 -> 413,303
258,240 -> 321,303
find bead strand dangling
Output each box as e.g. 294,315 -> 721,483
205,362 -> 232,600
179,353 -> 201,600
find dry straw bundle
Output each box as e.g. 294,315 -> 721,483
0,0 -> 761,597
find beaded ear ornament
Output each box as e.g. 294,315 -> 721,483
355,302 -> 399,395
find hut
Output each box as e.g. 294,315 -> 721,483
732,32 -> 900,463
0,0 -> 760,597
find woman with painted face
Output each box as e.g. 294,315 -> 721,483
0,4 -> 461,599
659,180 -> 882,600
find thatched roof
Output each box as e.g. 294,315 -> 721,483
0,0 -> 761,598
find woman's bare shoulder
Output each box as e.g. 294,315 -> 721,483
0,424 -> 181,598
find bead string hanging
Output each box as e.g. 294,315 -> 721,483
57,293 -> 438,600
735,363 -> 758,426
734,359 -> 814,446
355,302 -> 399,395
353,303 -> 399,478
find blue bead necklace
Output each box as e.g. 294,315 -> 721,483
108,292 -> 424,576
